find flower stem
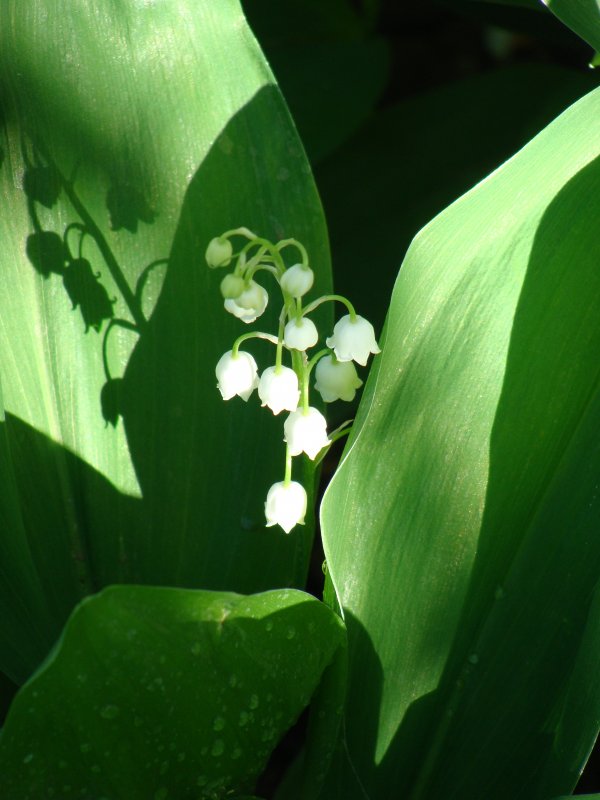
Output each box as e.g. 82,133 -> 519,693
232,330 -> 279,357
284,444 -> 293,486
275,304 -> 288,371
302,293 -> 357,320
276,238 -> 309,266
301,353 -> 310,413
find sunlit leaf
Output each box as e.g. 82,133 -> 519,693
321,85 -> 600,798
0,1 -> 331,684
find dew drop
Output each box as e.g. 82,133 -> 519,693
213,716 -> 225,731
23,753 -> 34,764
191,642 -> 202,656
468,653 -> 479,665
79,743 -> 92,754
177,752 -> 186,762
154,788 -> 168,800
100,704 -> 120,720
249,694 -> 259,710
265,620 -> 274,632
159,761 -> 169,775
228,674 -> 238,688
231,747 -> 242,760
91,765 -> 101,774
239,711 -> 249,727
286,626 -> 296,640
211,739 -> 225,757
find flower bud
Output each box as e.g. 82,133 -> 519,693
265,480 -> 307,533
216,350 -> 258,401
284,407 -> 329,460
314,355 -> 363,402
206,236 -> 233,268
258,366 -> 299,415
224,280 -> 268,324
220,273 -> 245,300
280,264 -> 314,298
326,314 -> 380,366
283,316 -> 318,351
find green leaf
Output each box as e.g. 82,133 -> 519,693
544,0 -> 600,51
321,84 -> 600,798
0,585 -> 346,798
0,0 -> 331,683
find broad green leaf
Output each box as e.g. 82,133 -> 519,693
0,585 -> 346,798
321,84 -> 600,799
0,0 -> 331,683
544,0 -> 600,51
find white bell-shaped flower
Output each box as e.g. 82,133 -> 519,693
314,355 -> 363,402
283,316 -> 319,351
206,236 -> 233,268
284,407 -> 329,460
326,314 -> 380,366
258,366 -> 299,415
265,480 -> 307,533
215,350 -> 258,401
224,280 -> 268,324
280,264 -> 314,298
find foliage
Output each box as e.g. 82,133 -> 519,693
1,0 -> 600,798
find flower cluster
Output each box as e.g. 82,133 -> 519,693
207,227 -> 380,533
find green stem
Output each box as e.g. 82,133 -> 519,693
221,226 -> 256,240
275,304 -> 288,371
302,294 -> 357,320
276,238 -> 309,266
232,330 -> 279,357
284,444 -> 293,486
301,352 -> 310,413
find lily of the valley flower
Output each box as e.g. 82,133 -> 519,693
283,317 -> 318,351
206,236 -> 233,268
326,314 -> 380,366
280,264 -> 314,298
314,355 -> 363,402
258,366 -> 299,415
265,481 -> 307,533
284,407 -> 329,459
224,280 -> 268,324
215,350 -> 258,401
220,273 -> 245,299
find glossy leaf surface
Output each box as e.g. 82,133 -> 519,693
0,0 -> 331,683
321,85 -> 600,798
0,586 -> 345,798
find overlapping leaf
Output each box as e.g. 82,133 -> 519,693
0,0 -> 331,683
321,84 -> 600,798
0,586 -> 345,798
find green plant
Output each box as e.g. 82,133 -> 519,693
1,1 -> 600,798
